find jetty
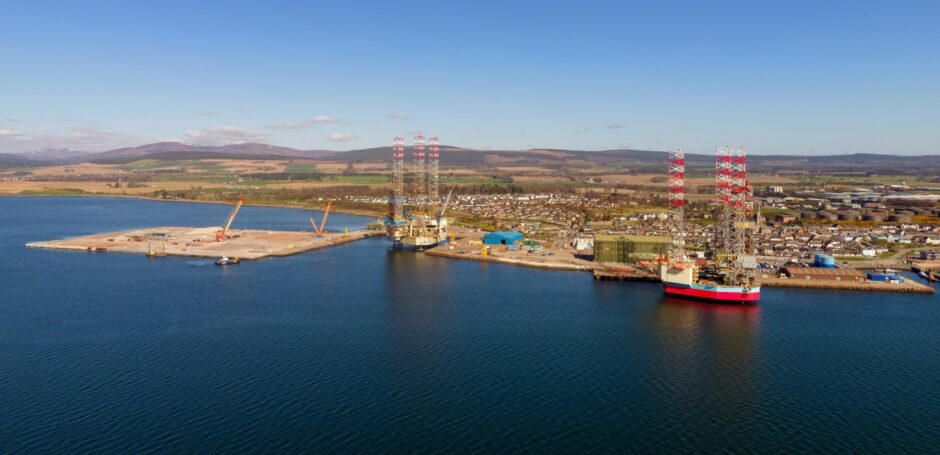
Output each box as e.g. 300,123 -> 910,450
424,247 -> 595,272
757,276 -> 934,294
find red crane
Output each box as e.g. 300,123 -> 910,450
309,202 -> 333,236
216,195 -> 246,242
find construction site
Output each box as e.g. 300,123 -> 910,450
26,195 -> 383,260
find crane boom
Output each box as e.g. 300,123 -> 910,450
217,195 -> 246,241
438,186 -> 455,218
308,202 -> 333,235
318,202 -> 332,234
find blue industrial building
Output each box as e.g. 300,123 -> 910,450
483,231 -> 524,245
813,253 -> 836,268
867,273 -> 904,283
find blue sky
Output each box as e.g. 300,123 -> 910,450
1,0 -> 938,154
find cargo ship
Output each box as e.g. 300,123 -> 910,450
660,261 -> 760,304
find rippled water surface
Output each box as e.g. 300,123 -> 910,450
2,196 -> 939,452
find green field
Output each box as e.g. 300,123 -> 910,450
117,160 -> 226,172
285,162 -> 318,173
327,175 -> 388,184
442,176 -> 511,185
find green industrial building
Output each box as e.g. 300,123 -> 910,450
593,235 -> 672,263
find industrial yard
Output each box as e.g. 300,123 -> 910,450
26,226 -> 383,260
425,226 -> 595,271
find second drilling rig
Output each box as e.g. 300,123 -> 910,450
384,135 -> 454,249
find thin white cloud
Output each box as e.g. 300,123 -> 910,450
267,115 -> 348,130
387,113 -> 412,121
311,115 -> 343,124
0,126 -> 140,153
183,125 -> 268,145
608,123 -> 624,129
0,117 -> 17,123
326,132 -> 356,142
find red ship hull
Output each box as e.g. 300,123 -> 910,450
663,283 -> 760,304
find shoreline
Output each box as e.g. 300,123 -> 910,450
7,195 -> 938,295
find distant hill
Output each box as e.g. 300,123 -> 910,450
0,153 -> 44,169
84,142 -> 333,161
13,148 -> 91,162
13,140 -> 940,174
91,150 -> 305,164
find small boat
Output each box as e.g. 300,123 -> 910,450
215,256 -> 241,266
528,245 -> 544,254
919,271 -> 929,279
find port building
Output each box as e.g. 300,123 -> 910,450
593,235 -> 672,262
483,231 -> 524,245
781,267 -> 865,282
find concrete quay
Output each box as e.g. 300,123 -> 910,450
27,226 -> 384,260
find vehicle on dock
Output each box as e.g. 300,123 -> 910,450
215,256 -> 241,266
528,245 -> 544,254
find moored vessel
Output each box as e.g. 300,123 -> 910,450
660,261 -> 760,304
660,147 -> 761,304
215,256 -> 241,266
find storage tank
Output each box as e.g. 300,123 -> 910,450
862,213 -> 884,222
889,215 -> 912,223
837,211 -> 859,221
813,253 -> 836,268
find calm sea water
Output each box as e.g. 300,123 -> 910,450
1,196 -> 939,452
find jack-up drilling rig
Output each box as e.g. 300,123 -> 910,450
659,147 -> 760,304
383,135 -> 451,249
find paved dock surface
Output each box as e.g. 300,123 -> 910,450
758,275 -> 935,294
27,226 -> 384,260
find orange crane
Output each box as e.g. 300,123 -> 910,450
216,195 -> 246,241
309,202 -> 332,236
